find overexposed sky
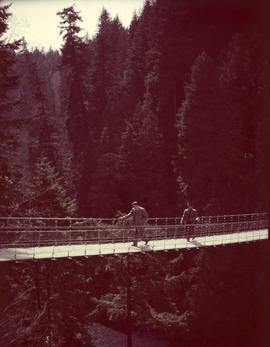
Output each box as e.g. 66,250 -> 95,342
4,0 -> 145,51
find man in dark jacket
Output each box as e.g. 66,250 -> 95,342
180,202 -> 198,241
119,201 -> 148,246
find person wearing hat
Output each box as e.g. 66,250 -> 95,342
119,201 -> 148,246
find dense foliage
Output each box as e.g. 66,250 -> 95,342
1,0 -> 268,218
0,1 -> 21,215
0,243 -> 268,346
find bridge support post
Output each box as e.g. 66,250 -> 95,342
127,254 -> 132,347
34,260 -> 41,310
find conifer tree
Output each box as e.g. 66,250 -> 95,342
78,9 -> 128,216
23,47 -> 56,167
57,5 -> 89,156
0,1 -> 21,215
0,262 -> 48,346
26,157 -> 77,217
119,103 -> 166,215
176,29 -> 268,214
89,10 -> 127,142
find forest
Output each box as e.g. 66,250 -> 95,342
0,242 -> 268,346
0,0 -> 269,346
0,0 -> 268,219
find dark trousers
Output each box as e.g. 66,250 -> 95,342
186,224 -> 195,240
134,225 -> 145,243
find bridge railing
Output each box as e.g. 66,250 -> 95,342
0,212 -> 267,228
0,213 -> 268,248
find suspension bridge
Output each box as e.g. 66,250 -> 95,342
0,213 -> 268,262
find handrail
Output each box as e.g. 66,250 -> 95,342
0,213 -> 268,224
0,214 -> 268,249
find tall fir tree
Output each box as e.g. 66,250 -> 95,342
0,1 -> 21,215
57,5 -> 89,156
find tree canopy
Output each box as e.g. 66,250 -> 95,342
2,1 -> 268,218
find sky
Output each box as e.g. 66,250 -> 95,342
4,0 -> 145,51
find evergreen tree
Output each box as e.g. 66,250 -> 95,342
57,5 -> 89,156
25,157 -> 77,217
57,5 -> 93,215
176,52 -> 228,213
0,259 -> 95,346
78,9 -> 128,216
86,10 -> 127,142
9,46 -> 66,211
218,32 -> 268,212
43,259 -> 94,346
122,1 -> 154,118
176,29 -> 268,214
23,46 -> 56,166
86,152 -> 133,217
0,1 -> 21,113
0,262 -> 48,346
0,1 -> 21,215
119,103 -> 166,215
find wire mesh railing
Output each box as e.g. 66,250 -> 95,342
0,213 -> 268,248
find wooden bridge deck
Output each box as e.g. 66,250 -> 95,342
0,228 -> 267,262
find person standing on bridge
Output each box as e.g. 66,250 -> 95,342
180,202 -> 199,241
119,201 -> 148,247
